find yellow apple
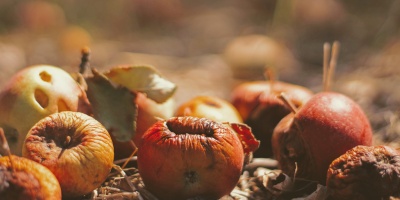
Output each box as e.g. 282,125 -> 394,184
23,111 -> 114,199
175,95 -> 242,123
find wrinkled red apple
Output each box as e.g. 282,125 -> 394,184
175,95 -> 243,123
22,111 -> 114,199
231,80 -> 313,157
0,65 -> 91,156
113,92 -> 175,160
0,155 -> 62,200
272,92 -> 373,184
137,116 -> 245,200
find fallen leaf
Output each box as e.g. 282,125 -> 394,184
104,65 -> 177,103
228,123 -> 260,154
86,68 -> 138,142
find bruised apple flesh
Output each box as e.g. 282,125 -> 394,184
0,155 -> 62,200
0,65 -> 90,155
137,116 -> 244,200
22,111 -> 114,199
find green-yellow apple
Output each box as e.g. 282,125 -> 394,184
0,65 -> 91,155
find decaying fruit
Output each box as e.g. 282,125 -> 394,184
0,65 -> 91,155
231,80 -> 313,157
0,155 -> 62,200
22,111 -> 113,199
272,92 -> 373,184
327,145 -> 400,200
137,116 -> 245,200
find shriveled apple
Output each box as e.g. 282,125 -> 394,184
175,95 -> 243,123
22,111 -> 114,199
0,155 -> 62,200
137,116 -> 245,200
0,65 -> 91,155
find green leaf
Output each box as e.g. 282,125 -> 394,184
85,68 -> 137,142
104,65 -> 177,103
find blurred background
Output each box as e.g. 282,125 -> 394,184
1,0 -> 400,146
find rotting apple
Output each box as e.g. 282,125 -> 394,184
22,111 -> 114,199
0,65 -> 91,156
327,145 -> 400,200
231,80 -> 313,158
272,92 -> 373,184
0,155 -> 62,200
137,116 -> 245,200
113,92 -> 175,160
175,95 -> 243,123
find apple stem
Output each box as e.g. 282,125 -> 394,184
278,92 -> 298,114
79,46 -> 91,74
264,68 -> 276,92
322,42 -> 331,91
323,41 -> 341,92
0,128 -> 15,173
121,140 -> 138,169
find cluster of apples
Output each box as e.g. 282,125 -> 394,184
0,65 -> 116,199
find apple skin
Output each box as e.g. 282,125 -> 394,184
231,80 -> 313,158
0,65 -> 91,156
272,92 -> 373,184
22,111 -> 114,199
175,95 -> 243,123
137,116 -> 244,200
113,92 -> 175,160
0,155 -> 62,200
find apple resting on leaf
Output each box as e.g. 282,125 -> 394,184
231,80 -> 313,158
137,116 -> 247,200
0,65 -> 91,155
272,92 -> 373,184
0,155 -> 62,200
22,111 -> 114,199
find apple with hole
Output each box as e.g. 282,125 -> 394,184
175,95 -> 243,123
272,92 -> 373,184
0,155 -> 62,200
231,80 -> 313,157
0,65 -> 91,156
137,116 -> 245,200
22,111 -> 114,199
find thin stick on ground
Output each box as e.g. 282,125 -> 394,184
79,46 -> 91,74
121,140 -> 138,169
0,128 -> 15,172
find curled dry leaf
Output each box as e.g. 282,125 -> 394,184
104,65 -> 177,103
262,170 -> 320,199
228,123 -> 260,154
85,68 -> 138,142
327,145 -> 400,200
